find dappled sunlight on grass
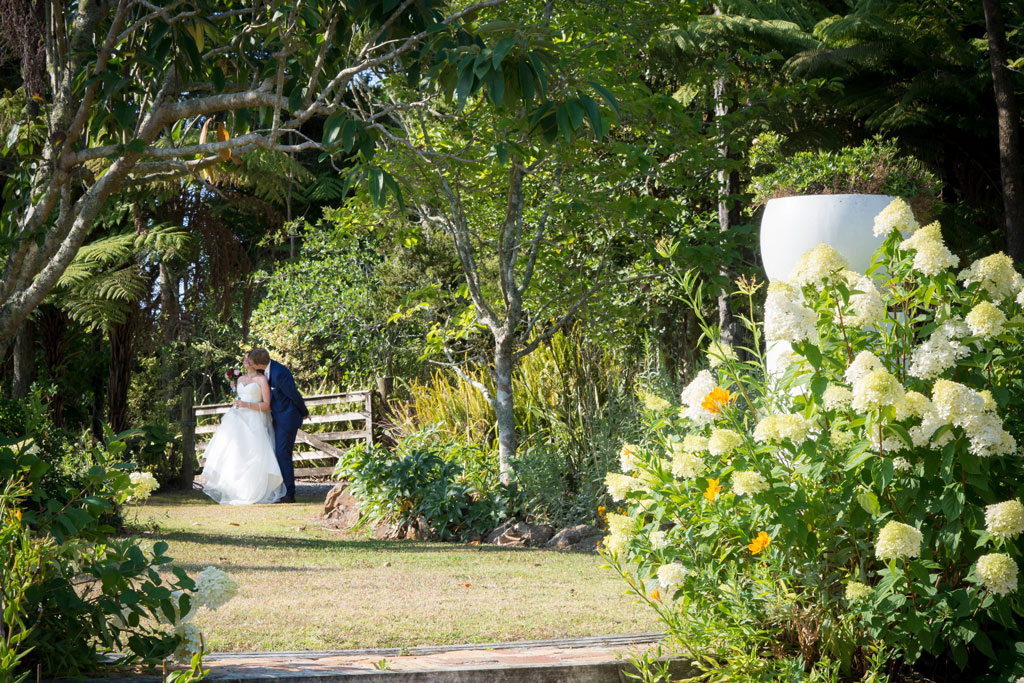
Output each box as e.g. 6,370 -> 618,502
124,489 -> 659,652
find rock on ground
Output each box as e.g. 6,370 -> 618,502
545,524 -> 603,553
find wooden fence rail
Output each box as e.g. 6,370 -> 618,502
186,390 -> 375,477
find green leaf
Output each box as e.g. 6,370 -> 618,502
556,105 -> 572,142
567,98 -> 584,129
527,52 -> 547,96
517,61 -> 534,106
484,70 -> 504,107
492,37 -> 515,69
126,138 -> 147,154
588,80 -> 620,117
856,490 -> 881,516
322,112 -> 346,145
579,93 -> 603,140
455,55 -> 476,109
368,167 -> 385,206
212,66 -> 225,92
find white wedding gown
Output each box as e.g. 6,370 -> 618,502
201,381 -> 286,505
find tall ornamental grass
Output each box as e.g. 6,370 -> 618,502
603,199 -> 1024,681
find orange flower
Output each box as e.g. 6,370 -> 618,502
748,531 -> 771,554
649,588 -> 660,601
703,478 -> 722,502
701,387 -> 733,414
597,505 -> 606,516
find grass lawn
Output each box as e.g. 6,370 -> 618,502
127,488 -> 660,652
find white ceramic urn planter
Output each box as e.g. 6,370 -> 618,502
759,193 -> 896,282
759,193 -> 895,383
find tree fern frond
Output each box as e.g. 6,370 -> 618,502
73,232 -> 136,265
305,175 -> 350,202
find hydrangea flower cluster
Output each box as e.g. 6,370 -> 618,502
128,471 -> 159,502
764,281 -> 816,343
657,563 -> 687,589
975,553 -> 1019,595
872,197 -> 919,236
603,200 -> 1024,674
959,252 -> 1023,302
984,500 -> 1024,540
679,370 -> 719,425
875,521 -> 923,560
731,471 -> 768,496
908,320 -> 968,380
194,566 -> 239,610
789,243 -> 848,288
752,413 -> 811,445
899,221 -> 957,276
707,428 -> 743,456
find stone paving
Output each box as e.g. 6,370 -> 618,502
198,633 -> 666,678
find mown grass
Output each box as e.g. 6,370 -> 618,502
126,489 -> 659,652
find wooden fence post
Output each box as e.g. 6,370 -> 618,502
181,384 -> 195,490
364,390 -> 374,447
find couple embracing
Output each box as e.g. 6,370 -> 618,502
202,348 -> 309,505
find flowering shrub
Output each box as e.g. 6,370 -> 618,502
603,201 -> 1024,680
0,406 -> 237,679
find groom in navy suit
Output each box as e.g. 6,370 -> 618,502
248,348 -> 308,503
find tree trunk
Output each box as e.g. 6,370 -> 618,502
493,337 -> 516,485
107,311 -> 136,434
90,329 -> 105,442
37,306 -> 67,426
714,70 -> 743,345
982,0 -> 1024,261
180,383 -> 195,490
11,319 -> 35,398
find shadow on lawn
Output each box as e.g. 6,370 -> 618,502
151,528 -> 543,555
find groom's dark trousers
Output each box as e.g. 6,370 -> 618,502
266,359 -> 309,499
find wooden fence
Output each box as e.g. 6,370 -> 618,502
187,390 -> 375,477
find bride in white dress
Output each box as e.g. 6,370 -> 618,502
202,354 -> 286,505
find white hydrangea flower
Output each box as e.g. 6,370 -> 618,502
619,444 -> 640,473
681,434 -> 708,453
931,379 -> 985,422
764,281 -> 817,344
731,471 -> 768,496
172,621 -> 203,663
823,384 -> 853,410
606,473 -> 639,502
959,252 -> 1023,302
707,341 -> 737,369
194,567 -> 239,611
872,198 -> 920,237
753,413 -> 812,445
976,553 -> 1019,595
128,471 -> 159,502
909,321 -> 969,380
656,562 -> 687,589
985,500 -> 1024,540
845,351 -> 883,385
909,405 -> 950,449
602,513 -> 637,556
899,221 -> 958,276
965,301 -> 1007,339
875,521 -> 923,560
679,370 -> 718,426
671,451 -> 705,480
900,391 -> 931,418
892,457 -> 912,472
707,429 -> 743,456
789,243 -> 849,288
649,530 -> 669,550
882,437 -> 907,454
841,271 -> 885,327
830,428 -> 856,449
641,393 -> 671,413
852,367 -> 905,413
845,581 -> 873,601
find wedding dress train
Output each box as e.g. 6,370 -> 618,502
201,381 -> 286,505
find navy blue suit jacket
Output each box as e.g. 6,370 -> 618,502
266,360 -> 308,430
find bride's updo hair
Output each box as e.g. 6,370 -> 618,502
249,348 -> 271,366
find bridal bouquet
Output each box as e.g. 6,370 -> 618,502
225,368 -> 241,392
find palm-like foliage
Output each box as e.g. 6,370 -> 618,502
54,221 -> 190,329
